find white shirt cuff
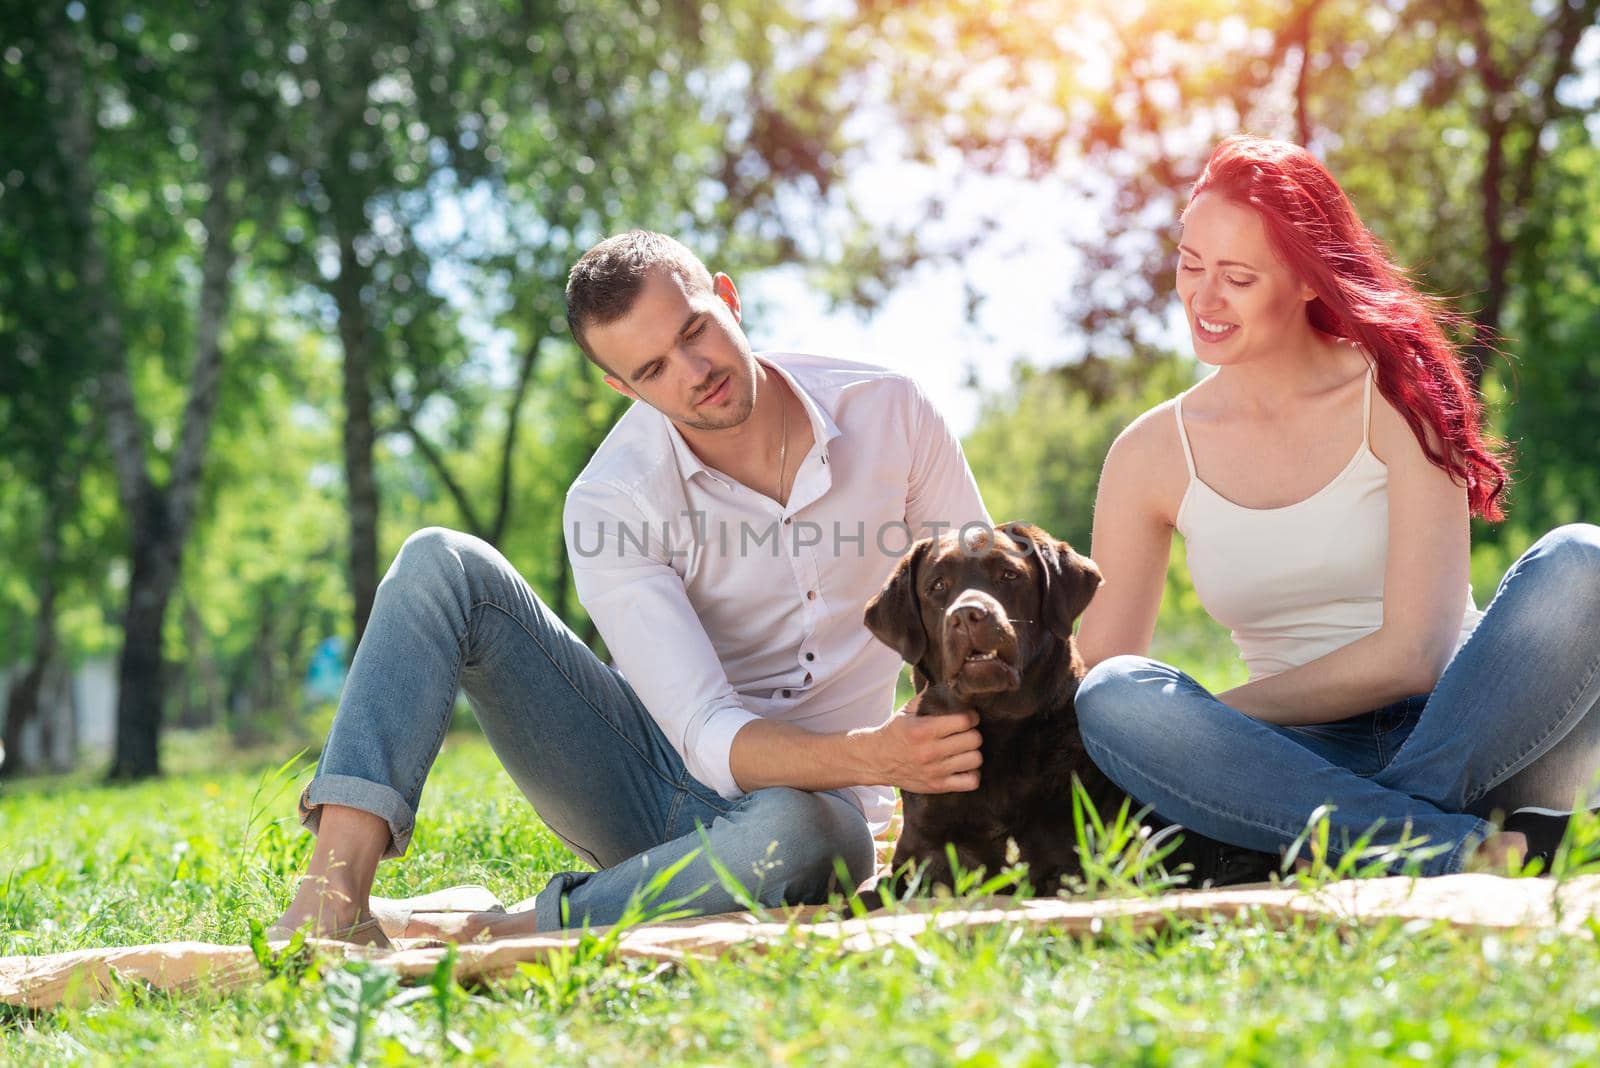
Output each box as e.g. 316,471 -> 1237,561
684,706 -> 763,801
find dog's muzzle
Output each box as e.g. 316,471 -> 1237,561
942,591 -> 1022,693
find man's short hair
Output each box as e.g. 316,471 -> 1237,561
565,231 -> 715,370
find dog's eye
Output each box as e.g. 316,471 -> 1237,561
1000,568 -> 1020,581
929,578 -> 948,595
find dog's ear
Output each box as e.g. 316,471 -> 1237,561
1000,522 -> 1103,640
864,538 -> 934,666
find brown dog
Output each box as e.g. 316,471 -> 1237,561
859,521 -> 1122,898
857,521 -> 1278,902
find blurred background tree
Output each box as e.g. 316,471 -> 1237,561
1,0 -> 1595,778
863,0 -> 1600,536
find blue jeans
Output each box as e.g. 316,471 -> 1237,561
299,527 -> 876,929
1076,524 -> 1600,876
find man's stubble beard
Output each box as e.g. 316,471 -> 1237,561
680,366 -> 758,432
680,392 -> 755,432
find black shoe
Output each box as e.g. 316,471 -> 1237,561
1140,824 -> 1280,888
1501,806 -> 1582,870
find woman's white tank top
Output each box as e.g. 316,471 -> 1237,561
1173,368 -> 1482,681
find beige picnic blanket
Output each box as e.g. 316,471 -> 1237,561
6,873 -> 1600,1011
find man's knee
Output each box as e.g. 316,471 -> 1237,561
732,787 -> 875,903
393,526 -> 499,587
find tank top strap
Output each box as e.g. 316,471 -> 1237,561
1173,393 -> 1198,479
1361,365 -> 1374,447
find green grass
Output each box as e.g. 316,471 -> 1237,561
5,732 -> 1600,1065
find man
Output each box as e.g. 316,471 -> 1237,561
271,231 -> 990,945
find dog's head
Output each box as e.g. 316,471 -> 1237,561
864,521 -> 1102,712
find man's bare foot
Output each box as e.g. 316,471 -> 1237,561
269,874 -> 392,948
1466,830 -> 1529,872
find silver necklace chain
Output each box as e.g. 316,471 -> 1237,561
775,386 -> 789,504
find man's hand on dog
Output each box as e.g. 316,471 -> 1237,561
854,693 -> 983,793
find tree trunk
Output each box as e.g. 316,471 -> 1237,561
1470,87 -> 1508,395
1,469 -> 67,778
106,68 -> 240,779
1,608 -> 56,779
1459,0 -> 1599,394
109,494 -> 177,779
333,214 -> 381,647
1289,1 -> 1321,146
45,8 -> 241,779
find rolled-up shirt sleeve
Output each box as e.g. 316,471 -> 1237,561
564,481 -> 758,800
905,376 -> 992,535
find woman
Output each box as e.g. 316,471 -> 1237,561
1074,135 -> 1600,876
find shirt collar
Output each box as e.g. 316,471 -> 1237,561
660,355 -> 843,485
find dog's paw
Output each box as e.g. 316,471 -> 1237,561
851,887 -> 888,912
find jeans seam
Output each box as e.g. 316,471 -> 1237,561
1463,643 -> 1600,807
1441,827 -> 1487,874
1084,737 -> 1330,845
1091,738 -> 1478,872
1373,702 -> 1416,768
403,614 -> 467,813
472,598 -> 694,810
678,763 -> 732,815
664,787 -> 684,834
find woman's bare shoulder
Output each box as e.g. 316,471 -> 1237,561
1367,378 -> 1444,468
1107,396 -> 1185,464
1100,396 -> 1191,521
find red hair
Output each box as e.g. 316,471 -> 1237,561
1188,136 -> 1509,520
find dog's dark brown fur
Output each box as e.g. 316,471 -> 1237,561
860,521 -> 1124,898
857,521 -> 1278,904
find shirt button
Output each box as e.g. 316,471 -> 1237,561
805,652 -> 815,662
806,590 -> 816,601
781,689 -> 791,698
783,517 -> 792,526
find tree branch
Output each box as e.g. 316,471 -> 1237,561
488,333 -> 546,544
385,396 -> 488,535
1287,0 -> 1325,144
1508,0 -> 1600,212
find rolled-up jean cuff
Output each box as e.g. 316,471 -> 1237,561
533,872 -> 584,931
299,774 -> 416,859
1441,817 -> 1494,875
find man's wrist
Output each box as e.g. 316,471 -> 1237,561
731,718 -> 878,793
837,723 -> 882,787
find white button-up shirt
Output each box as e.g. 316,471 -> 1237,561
564,353 -> 990,835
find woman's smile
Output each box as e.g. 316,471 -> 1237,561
1193,314 -> 1239,343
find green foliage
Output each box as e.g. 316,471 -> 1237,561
4,0 -> 1595,768
1067,774 -> 1188,897
965,357 -> 1194,551
965,355 -> 1247,690
864,0 -> 1599,549
0,0 -> 899,761
7,737 -> 1600,1062
1495,134 -> 1600,527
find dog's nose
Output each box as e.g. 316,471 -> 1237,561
952,603 -> 990,630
